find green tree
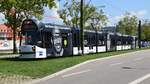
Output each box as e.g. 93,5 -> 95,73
58,0 -> 108,30
0,0 -> 55,53
58,0 -> 80,28
141,20 -> 150,41
116,12 -> 138,36
85,9 -> 108,30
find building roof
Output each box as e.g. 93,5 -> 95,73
0,24 -> 11,30
0,24 -> 12,33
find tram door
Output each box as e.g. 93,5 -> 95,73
61,33 -> 73,56
132,37 -> 138,49
107,34 -> 116,51
110,35 -> 117,51
106,33 -> 111,51
42,31 -> 53,56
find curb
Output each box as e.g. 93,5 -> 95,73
26,49 -> 149,84
0,54 -> 19,58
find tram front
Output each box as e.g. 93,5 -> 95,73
19,19 -> 46,58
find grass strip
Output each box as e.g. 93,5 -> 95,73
0,47 -> 149,78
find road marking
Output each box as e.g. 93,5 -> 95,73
62,69 -> 91,78
134,57 -> 144,61
129,73 -> 150,84
110,62 -> 123,66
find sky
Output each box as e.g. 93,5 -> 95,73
0,13 -> 5,24
37,0 -> 150,26
0,0 -> 150,26
90,0 -> 150,26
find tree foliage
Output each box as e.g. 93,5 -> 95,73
116,12 -> 138,36
58,0 -> 80,28
141,20 -> 150,41
58,0 -> 108,30
85,9 -> 108,30
0,0 -> 56,53
0,0 -> 55,28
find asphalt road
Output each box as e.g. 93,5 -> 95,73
34,49 -> 150,84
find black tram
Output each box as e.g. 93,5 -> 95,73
20,19 -> 72,58
19,19 -> 137,58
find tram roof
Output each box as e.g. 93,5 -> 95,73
44,23 -> 70,29
23,19 -> 71,30
38,22 -> 71,30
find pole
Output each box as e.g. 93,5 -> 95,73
138,20 -> 141,49
80,0 -> 84,55
13,12 -> 17,53
19,31 -> 22,47
11,7 -> 17,53
96,29 -> 98,53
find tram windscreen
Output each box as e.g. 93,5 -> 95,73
21,20 -> 40,45
24,31 -> 39,45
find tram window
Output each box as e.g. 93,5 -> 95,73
98,34 -> 105,46
129,39 -> 132,44
73,34 -> 77,47
118,41 -> 121,45
84,40 -> 88,46
111,39 -> 116,46
43,32 -> 52,48
87,33 -> 90,45
91,36 -> 94,45
90,34 -> 95,46
98,40 -> 102,45
122,40 -> 126,45
84,34 -> 88,46
126,41 -> 128,45
129,40 -> 132,44
74,33 -> 80,47
117,41 -> 121,45
102,41 -> 104,45
84,35 -> 88,40
24,31 -> 39,45
99,40 -> 105,46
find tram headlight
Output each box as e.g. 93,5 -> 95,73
32,46 -> 35,51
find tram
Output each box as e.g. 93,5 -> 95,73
19,19 -> 137,58
19,19 -> 72,58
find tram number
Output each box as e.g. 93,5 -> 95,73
39,51 -> 43,56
